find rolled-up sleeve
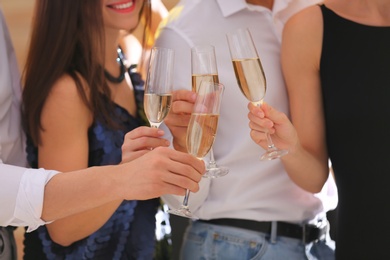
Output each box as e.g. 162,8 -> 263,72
0,164 -> 58,231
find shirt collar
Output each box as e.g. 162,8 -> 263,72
216,0 -> 249,17
215,0 -> 314,18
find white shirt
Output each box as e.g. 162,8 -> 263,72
156,0 -> 338,223
0,8 -> 58,231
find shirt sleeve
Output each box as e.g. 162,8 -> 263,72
0,164 -> 58,232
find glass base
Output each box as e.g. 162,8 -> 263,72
168,207 -> 199,220
203,166 -> 229,178
260,149 -> 288,161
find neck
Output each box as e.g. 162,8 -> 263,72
104,28 -> 121,66
104,28 -> 123,78
327,0 -> 390,26
246,0 -> 274,10
353,0 -> 390,25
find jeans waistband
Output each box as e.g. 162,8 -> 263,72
197,218 -> 328,244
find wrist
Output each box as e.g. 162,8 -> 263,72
173,139 -> 187,152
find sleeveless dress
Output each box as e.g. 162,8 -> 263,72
23,66 -> 159,260
320,5 -> 390,259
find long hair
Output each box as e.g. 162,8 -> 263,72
22,0 -> 151,145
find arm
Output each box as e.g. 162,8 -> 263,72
42,147 -> 205,221
37,74 -> 122,246
248,6 -> 329,193
0,147 -> 204,230
280,5 -> 330,192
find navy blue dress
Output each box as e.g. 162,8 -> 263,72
23,67 -> 159,260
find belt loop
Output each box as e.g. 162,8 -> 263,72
270,221 -> 277,244
302,224 -> 306,244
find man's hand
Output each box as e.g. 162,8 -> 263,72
119,147 -> 205,200
164,89 -> 197,152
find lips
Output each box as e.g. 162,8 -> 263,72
107,0 -> 136,14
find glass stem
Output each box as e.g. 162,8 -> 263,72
255,101 -> 276,151
182,189 -> 191,208
208,147 -> 217,169
265,133 -> 277,150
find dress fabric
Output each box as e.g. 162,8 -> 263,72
23,68 -> 159,260
319,4 -> 390,259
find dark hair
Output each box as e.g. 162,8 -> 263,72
22,0 -> 151,145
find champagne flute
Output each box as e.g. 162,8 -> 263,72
168,81 -> 225,219
191,45 -> 229,178
144,47 -> 174,128
226,28 -> 288,160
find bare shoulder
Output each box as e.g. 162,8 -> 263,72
284,4 -> 323,39
42,73 -> 92,126
50,73 -> 88,99
282,4 -> 323,68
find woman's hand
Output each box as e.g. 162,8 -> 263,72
247,102 -> 299,153
121,126 -> 170,163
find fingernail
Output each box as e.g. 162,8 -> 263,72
158,130 -> 165,135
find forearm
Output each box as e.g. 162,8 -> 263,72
41,165 -> 123,221
46,196 -> 122,246
281,144 -> 329,193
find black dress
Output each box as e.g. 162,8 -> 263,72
320,4 -> 390,259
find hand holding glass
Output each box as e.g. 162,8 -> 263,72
191,45 -> 229,178
226,28 -> 288,160
144,47 -> 174,128
168,82 -> 225,219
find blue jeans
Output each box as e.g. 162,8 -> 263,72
180,221 -> 335,260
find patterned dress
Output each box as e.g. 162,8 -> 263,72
23,66 -> 159,260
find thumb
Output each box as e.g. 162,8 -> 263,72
262,102 -> 286,125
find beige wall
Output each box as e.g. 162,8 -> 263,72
1,0 -> 178,70
1,0 -> 34,70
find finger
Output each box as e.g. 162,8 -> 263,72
247,102 -> 265,118
160,174 -> 200,194
156,147 -> 205,178
261,102 -> 288,125
173,89 -> 197,102
171,100 -> 194,114
247,111 -> 274,129
172,160 -> 205,182
124,126 -> 164,140
128,136 -> 169,149
249,129 -> 269,146
164,113 -> 191,127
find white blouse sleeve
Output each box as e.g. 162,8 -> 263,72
0,164 -> 58,232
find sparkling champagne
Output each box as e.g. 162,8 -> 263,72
191,74 -> 219,92
187,113 -> 219,158
144,93 -> 172,124
232,58 -> 266,103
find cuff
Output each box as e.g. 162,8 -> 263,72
14,168 -> 58,232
